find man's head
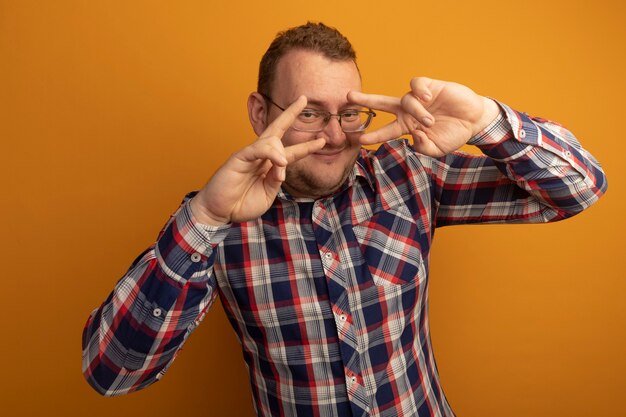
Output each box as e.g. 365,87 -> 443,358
248,22 -> 365,199
257,22 -> 359,97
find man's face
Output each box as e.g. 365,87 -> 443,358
268,49 -> 363,199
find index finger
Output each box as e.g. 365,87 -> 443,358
260,95 -> 308,140
347,91 -> 401,114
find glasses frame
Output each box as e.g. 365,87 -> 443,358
260,93 -> 376,133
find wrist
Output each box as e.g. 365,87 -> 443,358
189,194 -> 230,227
472,97 -> 502,137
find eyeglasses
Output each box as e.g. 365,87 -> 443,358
260,93 -> 376,133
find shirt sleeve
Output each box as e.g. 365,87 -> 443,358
432,101 -> 607,226
81,192 -> 231,396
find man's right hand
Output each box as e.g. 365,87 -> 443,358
190,95 -> 326,226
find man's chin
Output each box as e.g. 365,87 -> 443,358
284,152 -> 358,199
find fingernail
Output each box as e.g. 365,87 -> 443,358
422,116 -> 434,127
422,93 -> 432,101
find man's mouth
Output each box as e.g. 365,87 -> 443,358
313,147 -> 344,157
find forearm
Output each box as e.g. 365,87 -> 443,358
482,102 -> 606,215
81,195 -> 230,396
436,102 -> 607,225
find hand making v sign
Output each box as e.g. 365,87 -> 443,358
190,95 -> 326,226
348,76 -> 502,157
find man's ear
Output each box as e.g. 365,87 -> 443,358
247,92 -> 268,136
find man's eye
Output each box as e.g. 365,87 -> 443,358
299,110 -> 322,121
340,110 -> 360,121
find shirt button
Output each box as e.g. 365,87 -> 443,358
152,308 -> 163,317
324,252 -> 333,261
519,129 -> 526,139
190,252 -> 202,262
350,376 -> 357,384
339,314 -> 347,322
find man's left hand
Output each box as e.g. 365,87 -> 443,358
348,77 -> 501,157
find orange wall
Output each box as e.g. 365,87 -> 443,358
1,1 -> 624,416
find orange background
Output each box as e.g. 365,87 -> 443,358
1,1 -> 624,416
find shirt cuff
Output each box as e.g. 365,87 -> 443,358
468,101 -> 550,161
467,101 -> 511,146
155,199 -> 231,284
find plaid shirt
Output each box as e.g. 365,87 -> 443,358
82,103 -> 606,417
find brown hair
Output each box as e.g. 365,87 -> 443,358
257,22 -> 358,96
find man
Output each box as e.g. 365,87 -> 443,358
82,22 -> 607,417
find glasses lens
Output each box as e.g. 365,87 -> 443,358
341,111 -> 372,132
291,110 -> 374,132
293,110 -> 325,132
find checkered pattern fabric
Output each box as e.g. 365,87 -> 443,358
83,103 -> 606,416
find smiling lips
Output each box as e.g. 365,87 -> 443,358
314,147 -> 344,158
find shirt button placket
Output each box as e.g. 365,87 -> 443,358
346,373 -> 360,390
334,308 -> 351,340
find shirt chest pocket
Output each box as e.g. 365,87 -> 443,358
352,204 -> 426,286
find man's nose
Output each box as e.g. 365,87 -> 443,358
322,116 -> 346,146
